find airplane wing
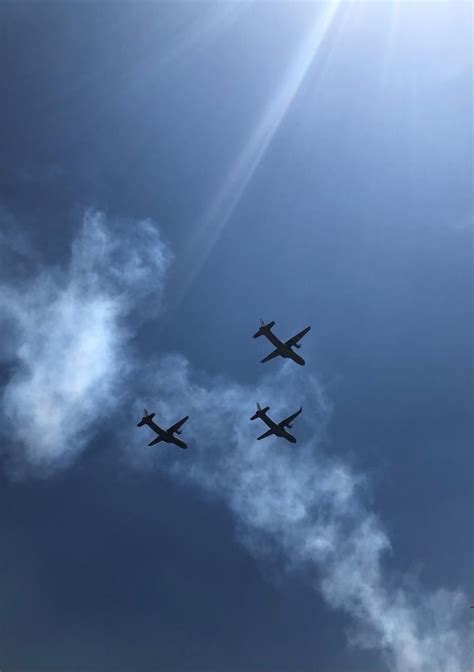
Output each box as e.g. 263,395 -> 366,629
257,428 -> 275,440
167,416 -> 189,434
261,349 -> 280,364
285,326 -> 311,348
278,407 -> 302,429
148,436 -> 163,446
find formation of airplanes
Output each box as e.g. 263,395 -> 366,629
135,321 -> 474,613
137,319 -> 311,449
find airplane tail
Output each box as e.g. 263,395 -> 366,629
250,402 -> 270,420
253,320 -> 275,338
137,409 -> 155,427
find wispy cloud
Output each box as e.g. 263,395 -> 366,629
0,204 -> 36,282
0,217 -> 470,669
129,354 -> 471,672
0,210 -> 172,473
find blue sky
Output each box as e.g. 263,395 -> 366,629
0,2 -> 472,671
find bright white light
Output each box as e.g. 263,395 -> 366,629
175,1 -> 342,302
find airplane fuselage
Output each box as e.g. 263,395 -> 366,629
262,329 -> 305,366
145,418 -> 186,448
259,412 -> 296,443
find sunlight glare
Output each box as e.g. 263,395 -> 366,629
175,1 -> 342,303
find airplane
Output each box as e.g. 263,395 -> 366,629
250,403 -> 302,443
253,320 -> 311,366
137,408 -> 189,449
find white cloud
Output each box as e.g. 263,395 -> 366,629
0,210 -> 172,472
129,354 -> 472,672
0,215 -> 470,669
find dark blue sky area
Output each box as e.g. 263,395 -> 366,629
0,2 -> 472,670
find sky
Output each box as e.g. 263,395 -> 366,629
0,1 -> 472,671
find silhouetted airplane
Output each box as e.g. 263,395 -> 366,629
137,409 -> 189,449
253,320 -> 311,366
250,403 -> 302,443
